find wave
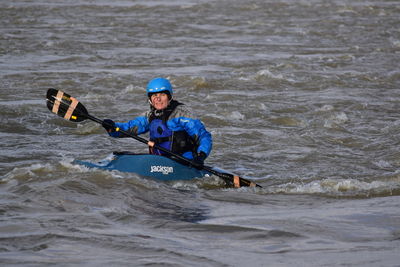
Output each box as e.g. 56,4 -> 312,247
265,175 -> 400,198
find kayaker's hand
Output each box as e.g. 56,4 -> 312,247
193,151 -> 207,169
102,119 -> 116,133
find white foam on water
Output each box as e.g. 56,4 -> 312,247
2,162 -> 64,184
316,104 -> 335,112
255,69 -> 284,80
228,111 -> 245,120
122,84 -> 144,94
272,176 -> 400,196
324,111 -> 349,128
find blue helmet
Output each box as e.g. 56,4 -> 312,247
146,77 -> 173,97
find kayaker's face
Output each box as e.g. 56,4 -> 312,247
150,93 -> 170,110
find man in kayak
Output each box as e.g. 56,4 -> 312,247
102,77 -> 212,169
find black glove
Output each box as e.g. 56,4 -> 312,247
193,151 -> 207,169
102,119 -> 116,132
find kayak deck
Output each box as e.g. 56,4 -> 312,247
73,152 -> 212,181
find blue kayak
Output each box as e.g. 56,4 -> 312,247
73,152 -> 212,181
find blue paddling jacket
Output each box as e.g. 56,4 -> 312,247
108,100 -> 212,160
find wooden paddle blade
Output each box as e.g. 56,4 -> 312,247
46,88 -> 88,122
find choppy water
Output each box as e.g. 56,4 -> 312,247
1,0 -> 400,266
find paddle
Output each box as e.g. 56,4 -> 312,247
46,88 -> 262,188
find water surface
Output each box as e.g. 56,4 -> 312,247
1,0 -> 400,266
